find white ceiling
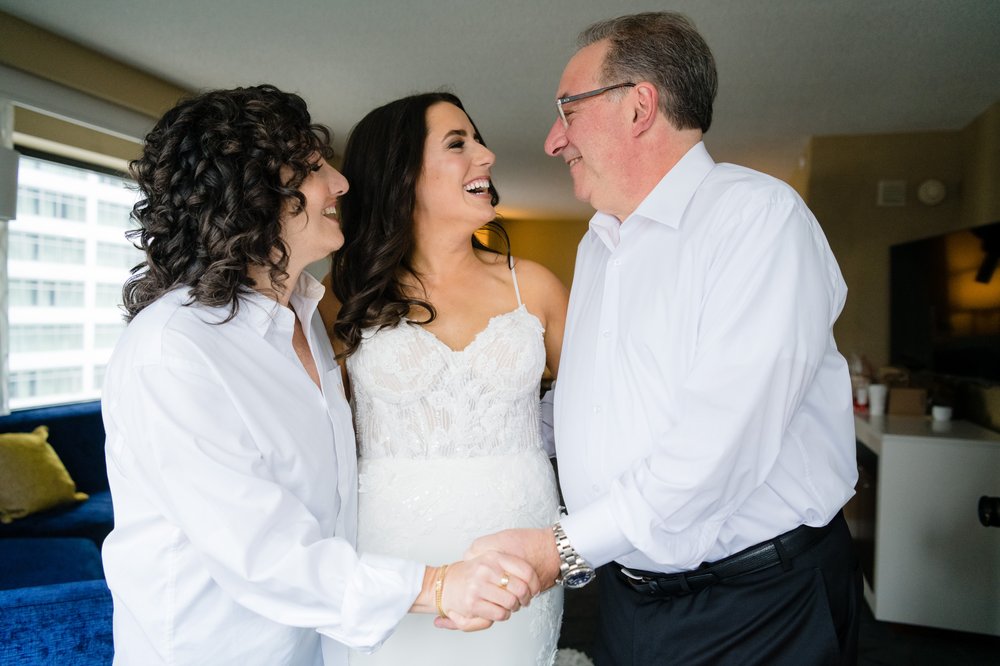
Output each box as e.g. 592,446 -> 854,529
2,0 -> 998,220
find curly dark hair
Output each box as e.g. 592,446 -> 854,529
122,84 -> 335,322
331,91 -> 507,358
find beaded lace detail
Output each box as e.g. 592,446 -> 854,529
348,305 -> 547,460
348,268 -> 562,665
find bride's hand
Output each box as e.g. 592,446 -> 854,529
433,551 -> 540,632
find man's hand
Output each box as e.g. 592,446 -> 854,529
415,551 -> 540,632
466,528 -> 561,591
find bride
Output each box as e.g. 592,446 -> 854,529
324,92 -> 569,665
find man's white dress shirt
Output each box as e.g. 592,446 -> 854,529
102,273 -> 423,666
556,142 -> 857,574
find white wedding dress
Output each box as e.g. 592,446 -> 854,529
347,264 -> 563,665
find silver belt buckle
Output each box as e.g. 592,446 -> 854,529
619,567 -> 646,582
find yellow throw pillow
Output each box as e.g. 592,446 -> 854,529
0,426 -> 89,524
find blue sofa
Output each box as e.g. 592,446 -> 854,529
0,401 -> 113,546
0,537 -> 104,591
0,579 -> 113,665
0,401 -> 114,665
0,537 -> 112,664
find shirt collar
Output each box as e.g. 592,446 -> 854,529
589,141 -> 716,250
288,271 -> 325,328
240,271 -> 326,338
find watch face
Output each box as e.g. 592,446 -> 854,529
564,567 -> 596,588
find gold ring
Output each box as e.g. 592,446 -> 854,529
499,572 -> 510,589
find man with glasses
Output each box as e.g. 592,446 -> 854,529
467,11 -> 860,664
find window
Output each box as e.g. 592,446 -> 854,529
21,156 -> 87,180
9,367 -> 84,400
92,364 -> 108,391
94,323 -> 125,348
9,279 -> 85,307
95,282 -> 124,308
10,324 -> 85,353
8,231 -> 85,264
5,152 -> 140,410
97,200 -> 133,228
97,240 -> 142,269
16,186 -> 86,222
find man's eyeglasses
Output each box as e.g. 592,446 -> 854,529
556,83 -> 636,128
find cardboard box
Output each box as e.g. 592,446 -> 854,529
888,387 -> 927,416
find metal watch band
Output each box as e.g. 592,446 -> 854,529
553,522 -> 587,579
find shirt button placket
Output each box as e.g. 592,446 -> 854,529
589,253 -> 619,464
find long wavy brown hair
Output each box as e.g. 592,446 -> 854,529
331,92 -> 507,358
123,84 -> 334,322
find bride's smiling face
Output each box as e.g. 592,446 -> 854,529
413,102 -> 497,233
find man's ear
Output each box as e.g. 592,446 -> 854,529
631,82 -> 659,136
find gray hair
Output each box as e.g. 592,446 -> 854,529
579,12 -> 717,133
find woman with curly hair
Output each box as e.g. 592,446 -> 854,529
325,92 -> 569,665
102,85 -> 538,666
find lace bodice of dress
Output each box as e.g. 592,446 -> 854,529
348,305 -> 547,460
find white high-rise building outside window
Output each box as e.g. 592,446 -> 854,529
6,153 -> 142,409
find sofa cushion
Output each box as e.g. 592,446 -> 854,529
0,490 -> 114,547
0,537 -> 104,591
0,401 -> 108,494
0,426 -> 88,524
0,579 -> 113,665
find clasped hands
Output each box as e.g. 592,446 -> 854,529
430,528 -> 561,632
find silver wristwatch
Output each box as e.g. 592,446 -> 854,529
553,522 -> 596,588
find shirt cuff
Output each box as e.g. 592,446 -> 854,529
318,553 -> 423,652
559,496 -> 632,569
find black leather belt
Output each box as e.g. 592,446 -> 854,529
617,512 -> 841,597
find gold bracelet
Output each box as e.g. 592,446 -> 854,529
434,564 -> 449,619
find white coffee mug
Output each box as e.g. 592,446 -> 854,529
868,384 -> 887,416
931,405 -> 953,422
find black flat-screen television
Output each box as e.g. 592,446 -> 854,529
890,220 -> 1000,382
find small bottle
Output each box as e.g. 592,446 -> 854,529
853,380 -> 869,413
849,353 -> 870,412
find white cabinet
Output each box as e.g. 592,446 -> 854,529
853,414 -> 1000,636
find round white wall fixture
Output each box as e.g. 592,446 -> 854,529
917,179 -> 946,206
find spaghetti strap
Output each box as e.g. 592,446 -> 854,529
509,259 -> 524,308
